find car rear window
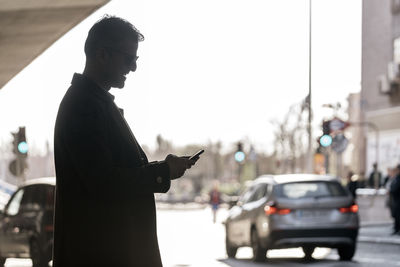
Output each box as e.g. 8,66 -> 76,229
274,181 -> 347,199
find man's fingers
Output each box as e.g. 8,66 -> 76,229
190,157 -> 199,163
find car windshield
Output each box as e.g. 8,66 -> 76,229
274,181 -> 347,199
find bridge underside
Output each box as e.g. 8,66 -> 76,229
0,0 -> 109,89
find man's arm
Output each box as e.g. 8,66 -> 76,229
63,105 -> 171,197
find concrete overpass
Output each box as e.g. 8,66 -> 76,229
0,0 -> 109,90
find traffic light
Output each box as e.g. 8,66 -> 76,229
9,127 -> 28,177
319,120 -> 332,147
12,127 -> 28,157
319,134 -> 333,147
234,142 -> 245,163
322,120 -> 330,135
237,142 -> 243,152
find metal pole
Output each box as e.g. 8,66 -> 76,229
369,123 -> 380,171
307,0 -> 313,173
376,130 -> 379,170
324,148 -> 330,174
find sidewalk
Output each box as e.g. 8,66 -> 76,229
358,223 -> 400,245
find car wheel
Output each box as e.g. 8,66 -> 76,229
0,257 -> 6,267
30,239 -> 49,267
302,246 -> 315,260
225,227 -> 238,258
338,243 -> 356,261
251,228 -> 267,262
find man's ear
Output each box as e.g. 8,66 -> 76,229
95,47 -> 109,66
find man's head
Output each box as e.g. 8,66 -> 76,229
373,163 -> 378,170
84,15 -> 144,89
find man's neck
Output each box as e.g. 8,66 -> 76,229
83,67 -> 111,91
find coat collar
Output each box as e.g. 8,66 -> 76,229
71,73 -> 115,103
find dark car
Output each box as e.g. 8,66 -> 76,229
0,177 -> 55,267
225,174 -> 359,262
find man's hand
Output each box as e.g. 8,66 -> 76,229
165,154 -> 196,180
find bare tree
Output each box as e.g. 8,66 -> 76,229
271,99 -> 309,173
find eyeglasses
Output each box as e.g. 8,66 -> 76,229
105,47 -> 138,66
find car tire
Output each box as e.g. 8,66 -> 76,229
302,246 -> 315,260
225,227 -> 238,258
338,243 -> 356,261
30,239 -> 49,267
0,257 -> 6,267
251,228 -> 267,262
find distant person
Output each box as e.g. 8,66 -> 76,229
346,171 -> 357,199
53,16 -> 199,267
209,182 -> 222,223
368,163 -> 382,189
390,164 -> 400,235
357,171 -> 367,188
384,167 -> 396,224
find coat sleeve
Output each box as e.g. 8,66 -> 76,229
390,177 -> 400,194
62,102 -> 171,197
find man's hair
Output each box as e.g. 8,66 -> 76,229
84,15 -> 144,58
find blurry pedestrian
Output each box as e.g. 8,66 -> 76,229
368,163 -> 382,189
357,171 -> 367,188
389,164 -> 400,235
384,167 -> 396,222
209,181 -> 222,223
346,171 -> 358,199
53,16 -> 199,267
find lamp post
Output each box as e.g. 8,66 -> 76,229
307,0 -> 313,173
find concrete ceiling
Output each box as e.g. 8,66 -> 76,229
0,0 -> 109,90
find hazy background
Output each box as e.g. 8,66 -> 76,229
0,0 -> 361,155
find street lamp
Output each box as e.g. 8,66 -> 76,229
307,0 -> 313,173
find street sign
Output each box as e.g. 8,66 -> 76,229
331,134 -> 349,153
329,118 -> 350,132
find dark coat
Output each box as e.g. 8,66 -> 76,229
390,174 -> 400,213
53,74 -> 171,267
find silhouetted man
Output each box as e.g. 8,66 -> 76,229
53,16 -> 197,267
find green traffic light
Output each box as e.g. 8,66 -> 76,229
235,151 -> 245,162
319,135 -> 332,147
18,141 -> 28,154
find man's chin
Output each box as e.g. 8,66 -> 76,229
112,80 -> 125,89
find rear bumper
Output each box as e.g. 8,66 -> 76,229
263,228 -> 358,249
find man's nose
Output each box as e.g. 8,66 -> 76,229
129,61 -> 137,72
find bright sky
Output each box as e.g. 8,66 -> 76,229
0,0 -> 361,155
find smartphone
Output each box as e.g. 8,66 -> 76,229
189,149 -> 205,161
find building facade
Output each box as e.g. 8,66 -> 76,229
362,0 -> 400,177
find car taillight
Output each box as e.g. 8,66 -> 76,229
44,225 -> 54,232
264,205 -> 291,215
339,204 -> 359,213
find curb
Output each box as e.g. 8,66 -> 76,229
358,222 -> 400,245
156,203 -> 207,210
360,221 -> 393,227
358,236 -> 400,245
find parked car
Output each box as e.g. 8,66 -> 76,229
0,177 -> 55,267
224,174 -> 359,262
